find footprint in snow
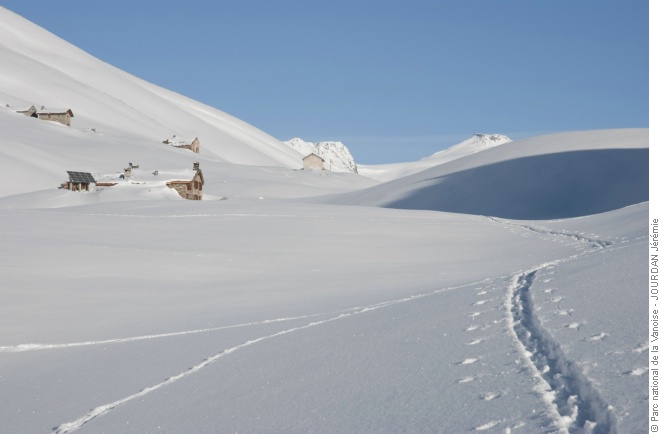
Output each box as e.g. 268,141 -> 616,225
458,376 -> 476,383
626,367 -> 648,376
553,309 -> 574,316
564,322 -> 584,330
586,332 -> 609,341
633,343 -> 649,353
474,419 -> 503,431
480,391 -> 502,401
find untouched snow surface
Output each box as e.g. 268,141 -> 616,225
0,5 -> 650,434
329,129 -> 648,220
358,133 -> 511,182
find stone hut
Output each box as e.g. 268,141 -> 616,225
303,153 -> 325,170
166,162 -> 204,200
62,171 -> 96,191
163,135 -> 200,154
37,107 -> 74,126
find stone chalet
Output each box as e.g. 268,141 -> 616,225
164,162 -> 204,200
163,136 -> 200,154
302,153 -> 325,170
36,107 -> 74,127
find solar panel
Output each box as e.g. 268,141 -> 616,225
67,171 -> 96,183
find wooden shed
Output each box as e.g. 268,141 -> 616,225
163,135 -> 200,154
37,107 -> 74,127
63,171 -> 96,191
166,162 -> 205,200
303,153 -> 325,170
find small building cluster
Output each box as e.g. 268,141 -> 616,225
8,105 -> 74,127
61,162 -> 205,200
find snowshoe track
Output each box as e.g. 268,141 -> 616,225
507,269 -> 617,434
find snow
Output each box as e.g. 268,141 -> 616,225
358,133 -> 511,182
0,5 -> 650,434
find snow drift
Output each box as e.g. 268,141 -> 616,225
358,133 -> 511,182
329,129 -> 648,219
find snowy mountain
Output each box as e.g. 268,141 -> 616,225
285,138 -> 359,173
425,133 -> 511,160
358,133 -> 511,182
0,6 -> 650,434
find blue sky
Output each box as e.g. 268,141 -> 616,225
3,0 -> 649,163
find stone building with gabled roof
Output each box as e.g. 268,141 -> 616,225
165,162 -> 204,200
36,107 -> 74,126
163,135 -> 200,154
302,153 -> 325,170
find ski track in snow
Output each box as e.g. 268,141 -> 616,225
49,279 -> 490,433
0,314 -> 328,353
487,217 -> 613,249
17,221 -> 628,433
506,268 -> 617,434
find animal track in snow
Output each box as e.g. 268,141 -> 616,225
586,332 -> 609,342
565,322 -> 585,330
474,419 -> 503,431
627,367 -> 648,376
480,391 -> 502,401
633,343 -> 649,353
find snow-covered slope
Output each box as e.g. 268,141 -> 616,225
359,133 -> 511,182
0,7 -> 303,168
0,7 -> 649,434
285,138 -> 358,173
329,129 -> 648,219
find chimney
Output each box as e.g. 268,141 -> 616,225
193,162 -> 200,170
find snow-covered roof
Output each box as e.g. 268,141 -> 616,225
36,107 -> 74,116
6,105 -> 36,112
303,153 -> 325,162
94,167 -> 201,185
163,136 -> 198,146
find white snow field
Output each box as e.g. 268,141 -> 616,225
0,6 -> 649,434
